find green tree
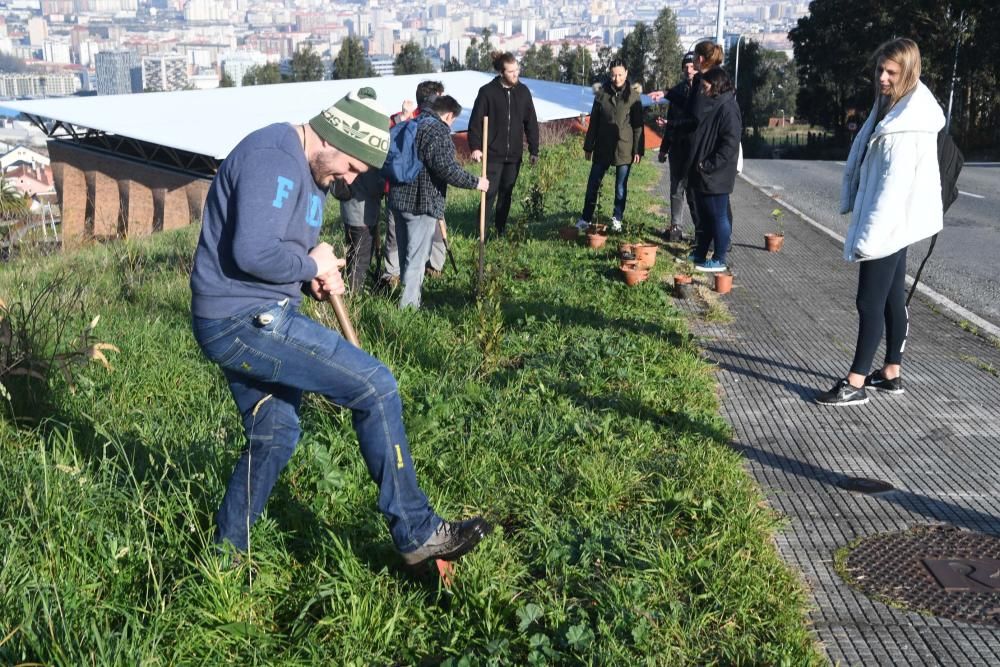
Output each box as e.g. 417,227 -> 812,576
789,0 -> 1000,147
219,71 -> 235,87
333,36 -> 375,79
290,43 -> 325,82
557,43 -> 594,85
464,28 -> 494,72
617,22 -> 655,90
727,41 -> 797,129
652,7 -> 683,92
242,63 -> 281,86
441,56 -> 463,72
394,41 -> 434,75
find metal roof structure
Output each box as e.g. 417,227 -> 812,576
3,71 -> 622,177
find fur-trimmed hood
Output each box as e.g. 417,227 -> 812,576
593,80 -> 643,102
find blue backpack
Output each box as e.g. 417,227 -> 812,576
382,115 -> 430,185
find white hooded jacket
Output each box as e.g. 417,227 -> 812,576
840,81 -> 944,262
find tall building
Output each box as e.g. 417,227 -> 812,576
0,72 -> 78,98
142,54 -> 188,91
221,51 -> 268,87
95,50 -> 141,95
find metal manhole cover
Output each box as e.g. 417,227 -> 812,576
838,525 -> 1000,626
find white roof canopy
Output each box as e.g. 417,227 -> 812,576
4,71 -> 613,161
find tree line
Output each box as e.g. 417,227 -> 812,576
791,0 -> 1000,150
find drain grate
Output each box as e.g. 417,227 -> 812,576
839,524 -> 1000,626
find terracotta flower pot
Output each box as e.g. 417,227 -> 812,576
674,273 -> 692,286
764,233 -> 785,252
714,272 -> 733,294
621,266 -> 649,286
620,259 -> 640,272
586,232 -> 608,249
558,226 -> 579,241
588,223 -> 608,235
634,243 -> 658,269
618,242 -> 635,259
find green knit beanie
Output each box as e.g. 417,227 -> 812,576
309,87 -> 390,168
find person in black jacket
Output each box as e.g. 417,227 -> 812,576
656,52 -> 699,241
686,67 -> 741,273
650,41 -> 726,251
468,51 -> 540,236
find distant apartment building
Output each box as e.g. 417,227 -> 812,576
368,57 -> 394,77
221,51 -> 268,87
0,72 -> 78,98
43,39 -> 72,64
142,54 -> 188,91
95,50 -> 142,95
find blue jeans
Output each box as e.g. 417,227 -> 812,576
693,192 -> 732,264
392,208 -> 437,309
191,299 -> 439,554
580,161 -> 631,222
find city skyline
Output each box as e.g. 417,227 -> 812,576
0,0 -> 809,98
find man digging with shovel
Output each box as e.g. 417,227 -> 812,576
189,87 -> 492,574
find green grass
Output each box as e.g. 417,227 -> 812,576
0,140 -> 822,665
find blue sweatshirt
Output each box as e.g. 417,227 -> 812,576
191,123 -> 327,318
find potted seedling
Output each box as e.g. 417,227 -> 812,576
765,208 -> 785,252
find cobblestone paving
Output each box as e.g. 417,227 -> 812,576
658,168 -> 1000,665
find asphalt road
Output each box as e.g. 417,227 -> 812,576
741,159 -> 1000,330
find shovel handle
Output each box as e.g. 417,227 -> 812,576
328,293 -> 360,347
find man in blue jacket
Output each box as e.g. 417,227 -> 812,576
190,87 -> 492,568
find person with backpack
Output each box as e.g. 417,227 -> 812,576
189,87 -> 492,568
468,51 -> 540,237
816,38 -> 945,406
387,94 -> 489,309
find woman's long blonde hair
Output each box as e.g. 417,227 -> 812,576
873,38 -> 921,108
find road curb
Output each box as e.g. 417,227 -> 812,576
738,172 -> 1000,341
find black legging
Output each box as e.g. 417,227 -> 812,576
850,247 -> 909,375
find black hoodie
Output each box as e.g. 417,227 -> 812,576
468,76 -> 540,164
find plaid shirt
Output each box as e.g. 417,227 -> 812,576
388,114 -> 478,219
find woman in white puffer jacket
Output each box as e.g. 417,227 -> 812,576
816,38 -> 944,406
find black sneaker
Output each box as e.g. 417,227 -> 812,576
815,378 -> 869,406
401,517 -> 493,567
865,369 -> 904,394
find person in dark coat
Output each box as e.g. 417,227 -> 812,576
468,51 -> 540,236
575,59 -> 645,233
650,41 -> 726,249
686,67 -> 741,273
657,52 -> 699,241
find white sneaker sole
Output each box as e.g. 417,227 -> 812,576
814,396 -> 870,406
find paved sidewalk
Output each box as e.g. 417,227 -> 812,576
658,169 -> 1000,665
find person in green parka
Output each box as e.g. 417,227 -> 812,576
575,59 -> 645,233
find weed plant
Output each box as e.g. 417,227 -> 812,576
0,140 -> 822,665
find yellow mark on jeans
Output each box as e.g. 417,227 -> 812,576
395,444 -> 404,469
